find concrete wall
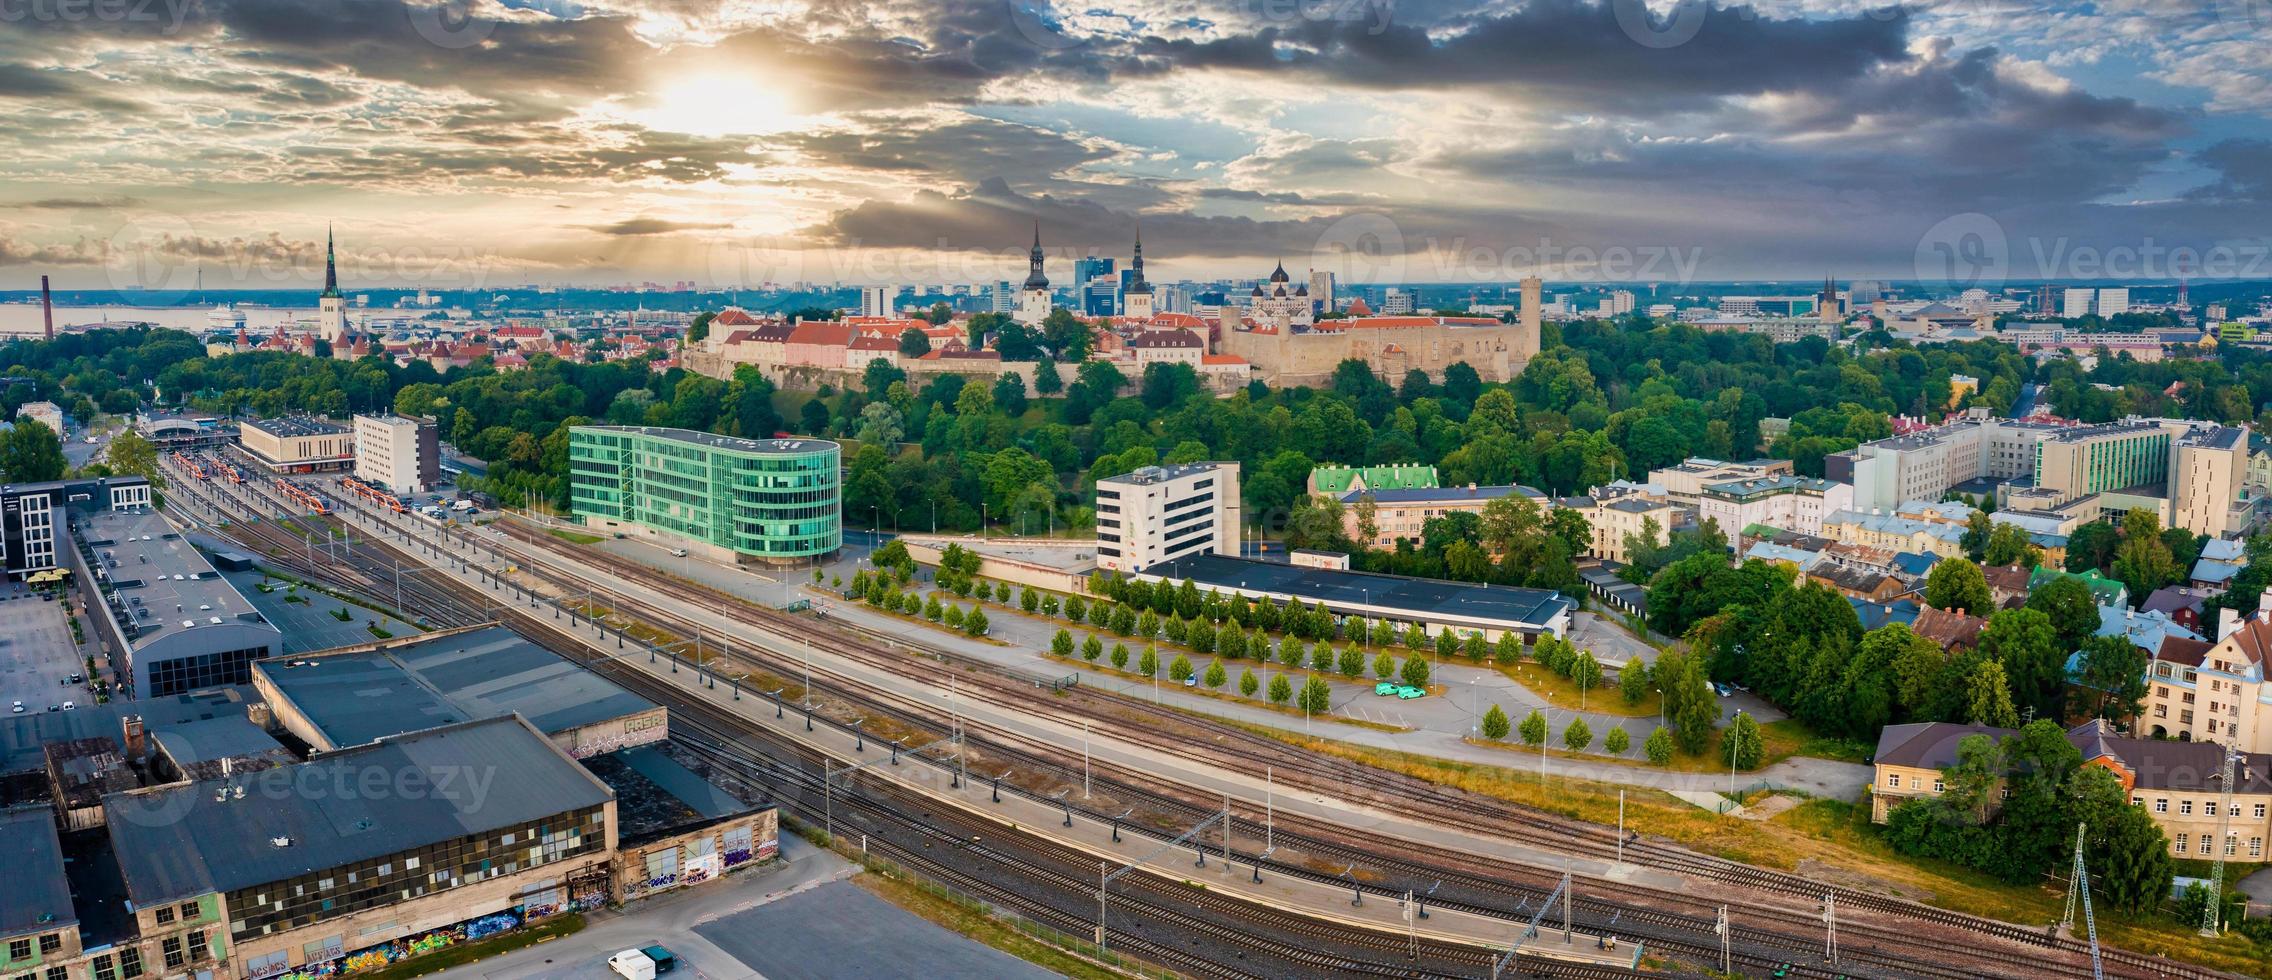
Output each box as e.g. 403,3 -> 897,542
1220,321 -> 1536,387
612,808 -> 780,904
898,535 -> 1098,595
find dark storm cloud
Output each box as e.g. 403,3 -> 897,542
0,62 -> 143,111
1135,0 -> 1914,113
17,195 -> 145,209
2187,139 -> 2272,203
586,218 -> 734,236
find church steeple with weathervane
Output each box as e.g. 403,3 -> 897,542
1016,220 -> 1053,326
316,224 -> 348,345
1123,221 -> 1153,320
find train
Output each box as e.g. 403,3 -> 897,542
171,452 -> 208,480
337,475 -> 408,514
274,478 -> 332,516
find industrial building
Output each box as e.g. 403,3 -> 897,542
239,415 -> 356,472
1,475 -> 151,580
567,426 -> 842,566
353,413 -> 441,494
1094,462 -> 1242,573
68,505 -> 280,698
1128,553 -> 1575,641
253,625 -> 667,758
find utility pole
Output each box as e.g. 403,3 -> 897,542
1714,905 -> 1730,974
1616,790 -> 1626,869
1265,765 -> 1274,852
1820,892 -> 1838,966
2204,741 -> 2239,937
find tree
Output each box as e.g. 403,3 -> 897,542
1482,704 -> 1511,739
2096,804 -> 2174,915
0,422 -> 65,483
1961,510 -> 1992,560
1022,588 -> 1041,613
1966,660 -> 2021,727
1032,357 -> 1063,395
2075,634 -> 2149,723
1495,633 -> 1523,666
1052,629 -> 1074,657
897,327 -> 931,358
992,372 -> 1028,417
2065,520 -> 2121,573
1983,522 -> 2042,568
1239,668 -> 1260,697
1338,646 -> 1366,677
1923,557 -> 1994,616
1268,673 -> 1293,704
1373,651 -> 1396,680
1204,660 -> 1227,688
1298,675 -> 1332,714
1604,726 -> 1631,754
964,607 -> 989,635
1110,642 -> 1130,670
1518,709 -> 1548,747
1568,651 -> 1602,692
1977,607 -> 2064,721
943,605 -> 964,628
1563,718 -> 1594,752
1644,726 -> 1674,765
925,596 -> 945,622
1721,712 -> 1762,770
2026,575 -> 2099,655
1618,662 -> 1650,705
1137,645 -> 1158,678
101,429 -> 160,483
2110,508 -> 2179,596
1169,652 -> 1193,682
1400,656 -> 1431,688
1082,634 -> 1103,662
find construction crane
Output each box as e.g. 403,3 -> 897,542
2202,742 -> 2240,937
2062,823 -> 2104,980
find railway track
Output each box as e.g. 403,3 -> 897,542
269,479 -> 2237,979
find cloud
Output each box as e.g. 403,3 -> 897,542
0,236 -> 108,266
17,195 -> 145,210
585,218 -> 734,236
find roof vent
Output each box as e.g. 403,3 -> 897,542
270,836 -> 292,848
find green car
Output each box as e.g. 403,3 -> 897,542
1374,681 -> 1398,696
1394,685 -> 1425,699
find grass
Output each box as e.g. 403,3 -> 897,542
547,527 -> 603,545
351,914 -> 586,980
1498,661 -> 1656,717
368,624 -> 395,639
1463,715 -> 1868,774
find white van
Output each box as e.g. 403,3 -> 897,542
607,950 -> 657,980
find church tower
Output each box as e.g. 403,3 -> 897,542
1122,223 -> 1153,320
1016,221 -> 1052,326
317,226 -> 348,345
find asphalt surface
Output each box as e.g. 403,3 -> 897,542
0,583 -> 84,714
694,880 -> 1062,980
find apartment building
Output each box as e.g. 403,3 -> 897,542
1562,494 -> 1688,563
353,413 -> 441,494
1695,474 -> 1852,538
1871,720 -> 2272,862
1094,462 -> 1241,573
1644,458 -> 1794,506
2144,608 -> 2272,749
1337,484 -> 1552,551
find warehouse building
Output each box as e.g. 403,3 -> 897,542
2,474 -> 151,580
239,415 -> 355,473
353,413 -> 441,494
253,625 -> 666,758
1129,553 -> 1574,641
568,426 -> 841,566
69,506 -> 280,698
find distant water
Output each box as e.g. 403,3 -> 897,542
0,304 -> 316,335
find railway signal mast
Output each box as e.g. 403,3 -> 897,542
2203,742 -> 2240,937
2062,823 -> 2104,980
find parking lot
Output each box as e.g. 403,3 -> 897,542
0,583 -> 86,715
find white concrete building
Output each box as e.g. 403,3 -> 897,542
2063,287 -> 2095,319
1094,462 -> 1242,573
2098,287 -> 2131,317
352,413 -> 439,494
14,400 -> 64,436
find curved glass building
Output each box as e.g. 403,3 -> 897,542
568,426 -> 841,564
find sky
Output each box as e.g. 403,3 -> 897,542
2,0 -> 2270,292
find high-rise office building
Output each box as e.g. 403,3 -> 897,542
2097,287 -> 2131,317
568,426 -> 842,565
1308,269 -> 1335,313
1094,462 -> 1242,573
859,285 -> 894,317
2062,287 -> 2095,318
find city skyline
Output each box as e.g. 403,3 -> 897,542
1,0 -> 2269,289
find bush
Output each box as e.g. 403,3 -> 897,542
1203,660 -> 1227,689
1298,675 -> 1332,714
1518,709 -> 1547,747
1604,727 -> 1631,754
1051,629 -> 1074,657
1021,588 -> 1040,613
1239,668 -> 1260,697
1644,726 -> 1675,766
1267,673 -> 1293,704
1495,633 -> 1522,665
925,596 -> 944,622
942,606 -> 964,628
1481,704 -> 1511,740
1373,652 -> 1397,680
1338,646 -> 1366,677
1399,656 -> 1431,688
1065,596 -> 1087,622
964,608 -> 988,636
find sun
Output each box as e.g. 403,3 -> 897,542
636,70 -> 802,137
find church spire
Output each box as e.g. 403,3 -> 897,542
321,225 -> 340,299
1126,219 -> 1150,295
1022,219 -> 1049,289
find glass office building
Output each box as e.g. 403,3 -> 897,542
568,426 -> 841,564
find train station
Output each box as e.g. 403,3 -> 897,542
1126,553 -> 1577,641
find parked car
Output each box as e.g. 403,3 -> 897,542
1714,682 -> 1733,698
1374,681 -> 1398,696
9,701 -> 21,714
1394,685 -> 1425,700
61,701 -> 74,711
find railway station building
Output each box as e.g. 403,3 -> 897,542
67,504 -> 280,699
239,415 -> 356,473
566,425 -> 842,567
1128,553 -> 1576,642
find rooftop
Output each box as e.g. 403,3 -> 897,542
0,688 -> 263,779
1098,462 -> 1233,488
1135,554 -> 1574,632
105,715 -> 614,907
1338,484 -> 1547,506
242,415 -> 347,438
254,626 -> 657,749
78,507 -> 272,652
0,806 -> 73,938
581,744 -> 763,849
574,425 -> 837,456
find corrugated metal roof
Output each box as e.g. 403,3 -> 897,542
105,715 -> 613,906
0,806 -> 75,937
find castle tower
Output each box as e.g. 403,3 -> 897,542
1016,221 -> 1052,326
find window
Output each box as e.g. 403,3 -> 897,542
2253,838 -> 2264,858
2201,836 -> 2214,855
153,907 -> 173,925
1932,778 -> 1945,793
118,947 -> 141,979
2256,803 -> 2267,819
93,954 -> 117,980
38,934 -> 59,954
2177,833 -> 2190,852
8,938 -> 31,961
162,936 -> 184,969
176,902 -> 198,921
46,967 -> 66,980
1886,773 -> 1900,788
2181,800 -> 2194,815
2226,836 -> 2239,856
2155,798 -> 2169,813
187,930 -> 207,962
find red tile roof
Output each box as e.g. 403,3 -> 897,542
712,308 -> 760,327
786,321 -> 854,346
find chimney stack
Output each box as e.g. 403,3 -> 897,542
40,275 -> 54,341
122,715 -> 147,759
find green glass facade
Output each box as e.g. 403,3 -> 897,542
568,426 -> 841,561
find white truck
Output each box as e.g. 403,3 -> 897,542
607,946 -> 677,980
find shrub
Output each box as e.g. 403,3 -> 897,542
1109,643 -> 1129,670
1338,646 -> 1366,677
943,606 -> 964,628
1297,675 -> 1332,714
925,596 -> 944,622
1081,634 -> 1103,661
1373,652 -> 1397,680
1399,656 -> 1431,688
1238,668 -> 1260,697
1481,704 -> 1511,740
1518,709 -> 1547,747
1644,727 -> 1675,765
1604,727 -> 1631,754
1169,653 -> 1193,683
1267,673 -> 1293,704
